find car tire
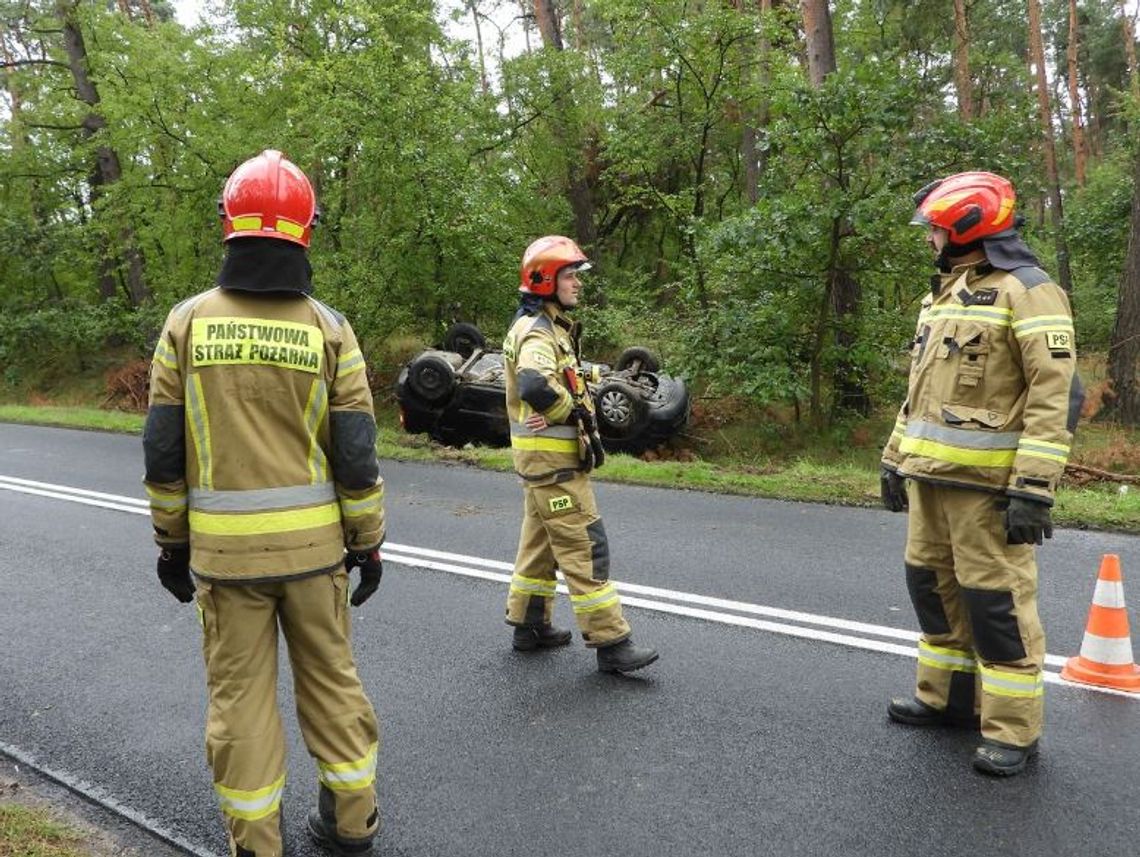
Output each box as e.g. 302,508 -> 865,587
646,375 -> 690,425
444,322 -> 486,359
407,353 -> 457,403
594,380 -> 650,439
615,346 -> 660,374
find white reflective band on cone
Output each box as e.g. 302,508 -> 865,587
1080,633 -> 1137,666
1093,580 -> 1128,609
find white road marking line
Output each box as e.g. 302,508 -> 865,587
2,474 -> 1134,698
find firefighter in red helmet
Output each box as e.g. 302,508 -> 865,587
882,171 -> 1084,776
144,150 -> 384,855
502,235 -> 659,673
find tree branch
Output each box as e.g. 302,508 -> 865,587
0,57 -> 69,70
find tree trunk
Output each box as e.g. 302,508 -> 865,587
800,0 -> 867,418
532,0 -> 598,254
1107,148 -> 1140,424
740,0 -> 773,204
468,0 -> 489,95
1067,0 -> 1087,186
1120,0 -> 1140,98
800,0 -> 836,84
952,0 -> 974,119
58,2 -> 149,306
1027,0 -> 1073,295
533,0 -> 563,49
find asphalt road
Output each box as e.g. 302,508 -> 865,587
1,423 -> 1138,857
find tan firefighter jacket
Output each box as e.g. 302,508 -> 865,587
881,260 -> 1084,506
503,301 -> 600,486
143,287 -> 384,581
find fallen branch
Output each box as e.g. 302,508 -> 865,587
1064,462 -> 1140,485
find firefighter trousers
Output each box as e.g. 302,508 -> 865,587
506,472 -> 631,647
195,569 -> 380,857
904,481 -> 1046,747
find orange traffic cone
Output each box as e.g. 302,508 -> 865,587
1061,554 -> 1140,692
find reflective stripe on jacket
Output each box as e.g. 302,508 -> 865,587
143,287 -> 384,580
881,261 -> 1083,505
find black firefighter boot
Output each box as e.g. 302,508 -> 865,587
306,809 -> 375,856
887,697 -> 981,729
512,624 -> 573,651
972,739 -> 1038,777
596,638 -> 659,674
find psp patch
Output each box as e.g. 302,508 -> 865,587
1044,330 -> 1073,351
548,495 -> 574,513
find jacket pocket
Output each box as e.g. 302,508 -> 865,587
940,404 -> 1008,429
946,321 -> 990,404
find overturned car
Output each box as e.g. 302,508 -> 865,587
396,323 -> 690,454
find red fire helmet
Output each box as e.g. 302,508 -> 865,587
219,149 -> 318,248
911,171 -> 1016,245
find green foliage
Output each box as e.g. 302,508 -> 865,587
1067,153 -> 1135,348
0,0 -> 1135,428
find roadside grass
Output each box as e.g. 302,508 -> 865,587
0,804 -> 88,857
1,400 -> 1137,533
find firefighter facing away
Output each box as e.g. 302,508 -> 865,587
143,150 -> 385,855
881,171 -> 1084,777
503,236 -> 659,673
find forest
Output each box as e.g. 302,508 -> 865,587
1,0 -> 1138,434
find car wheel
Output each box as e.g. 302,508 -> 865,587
615,346 -> 660,374
646,375 -> 690,425
594,380 -> 650,438
444,322 -> 486,359
407,353 -> 456,403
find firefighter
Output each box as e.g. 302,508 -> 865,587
881,171 -> 1084,777
503,235 -> 659,673
144,150 -> 384,855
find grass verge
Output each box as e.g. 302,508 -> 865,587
0,804 -> 87,857
2,403 -> 1137,533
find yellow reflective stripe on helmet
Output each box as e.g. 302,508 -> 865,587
152,338 -> 178,370
917,640 -> 978,673
340,487 -> 383,519
570,583 -> 620,614
979,664 -> 1044,698
898,437 -> 1016,467
275,218 -> 304,239
338,348 -> 366,376
186,374 -> 213,490
145,485 -> 187,511
1017,438 -> 1070,464
189,502 -> 341,536
215,774 -> 285,821
511,435 -> 579,453
304,379 -> 329,483
1011,315 -> 1074,337
510,574 -> 558,596
229,215 -> 262,232
317,742 -> 378,791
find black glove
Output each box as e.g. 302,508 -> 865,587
156,545 -> 194,603
880,469 -> 908,513
570,406 -> 605,471
1005,496 -> 1053,545
345,548 -> 383,606
570,405 -> 597,434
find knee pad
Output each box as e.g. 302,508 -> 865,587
961,587 -> 1026,662
586,519 -> 610,581
905,564 -> 950,635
